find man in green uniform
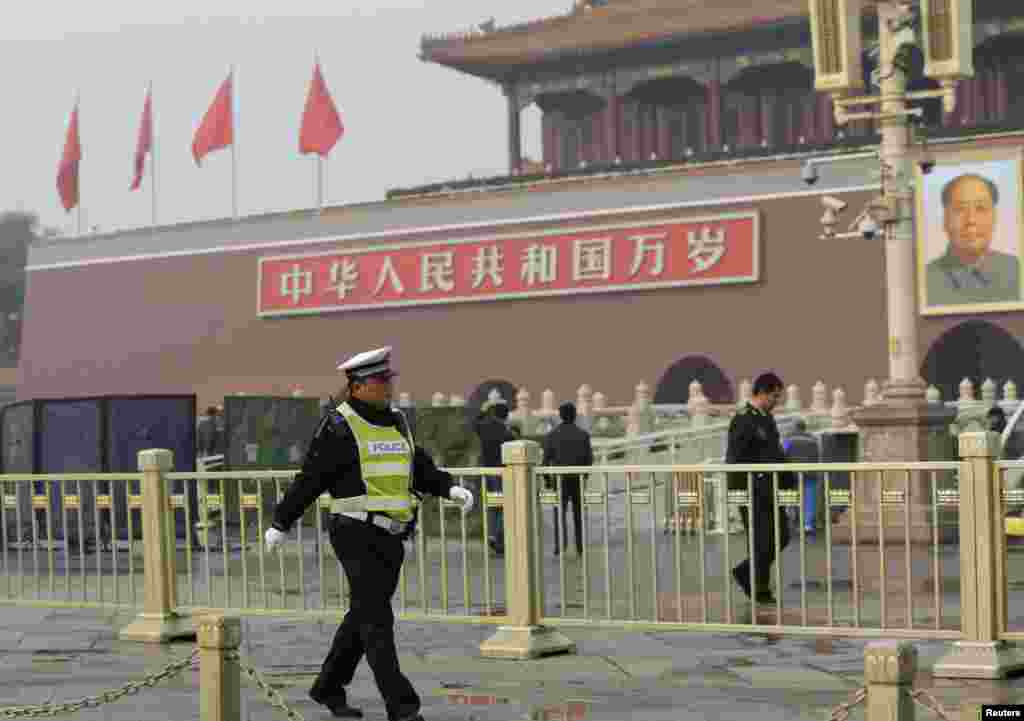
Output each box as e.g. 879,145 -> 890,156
264,347 -> 474,721
926,173 -> 1020,306
727,372 -> 794,605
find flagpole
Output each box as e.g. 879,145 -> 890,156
75,91 -> 82,237
314,50 -> 323,214
317,157 -> 324,213
150,81 -> 157,230
231,64 -> 238,222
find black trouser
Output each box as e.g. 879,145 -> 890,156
552,475 -> 583,555
734,494 -> 791,595
314,515 -> 419,721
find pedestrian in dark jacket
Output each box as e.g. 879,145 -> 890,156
474,399 -> 517,556
783,419 -> 820,534
727,372 -> 793,605
543,402 -> 593,557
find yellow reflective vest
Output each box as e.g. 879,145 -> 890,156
327,402 -> 416,522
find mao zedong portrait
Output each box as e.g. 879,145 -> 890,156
926,173 -> 1021,306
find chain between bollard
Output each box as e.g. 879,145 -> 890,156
828,687 -> 867,721
233,651 -> 306,721
0,648 -> 200,719
910,688 -> 954,721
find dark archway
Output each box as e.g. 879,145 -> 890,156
654,356 -> 734,405
920,321 -> 1024,402
467,379 -> 519,416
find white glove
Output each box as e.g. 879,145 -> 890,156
264,527 -> 287,554
449,486 -> 474,513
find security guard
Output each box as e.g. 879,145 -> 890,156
726,372 -> 794,605
264,347 -> 474,721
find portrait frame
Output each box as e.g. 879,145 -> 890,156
916,146 -> 1024,316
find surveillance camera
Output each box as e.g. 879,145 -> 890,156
919,157 -> 936,174
859,214 -> 880,240
821,196 -> 847,213
802,161 -> 819,186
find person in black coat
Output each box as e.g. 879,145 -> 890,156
726,372 -> 794,605
264,347 -> 474,721
474,399 -> 517,555
542,402 -> 593,557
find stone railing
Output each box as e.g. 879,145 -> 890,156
411,377 -> 874,439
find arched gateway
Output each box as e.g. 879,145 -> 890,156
654,356 -> 733,405
921,321 -> 1024,402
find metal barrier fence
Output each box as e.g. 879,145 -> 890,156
3,432 -> 1024,678
536,461 -> 961,639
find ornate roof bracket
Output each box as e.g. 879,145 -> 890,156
719,47 -> 814,86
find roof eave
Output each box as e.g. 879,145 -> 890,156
419,15 -> 810,81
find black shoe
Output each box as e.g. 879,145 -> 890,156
309,689 -> 363,718
731,567 -> 751,599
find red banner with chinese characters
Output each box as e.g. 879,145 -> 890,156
257,211 -> 759,316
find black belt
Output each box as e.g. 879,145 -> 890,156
339,510 -> 409,535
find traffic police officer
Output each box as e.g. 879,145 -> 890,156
264,347 -> 474,721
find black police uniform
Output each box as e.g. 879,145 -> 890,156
726,402 -> 795,601
271,396 -> 455,721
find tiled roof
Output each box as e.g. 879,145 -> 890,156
420,0 -> 811,68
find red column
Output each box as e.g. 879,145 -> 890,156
975,67 -> 988,124
818,92 -> 834,141
799,93 -> 815,144
633,102 -> 645,160
706,80 -> 722,149
593,109 -> 606,163
642,104 -> 655,158
657,106 -> 672,159
962,77 -> 976,126
604,96 -> 619,162
739,94 -> 758,147
552,112 -> 564,171
996,63 -> 1009,121
760,91 -> 774,147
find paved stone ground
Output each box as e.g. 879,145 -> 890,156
1,606 -> 1024,721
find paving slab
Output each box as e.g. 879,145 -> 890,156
727,664 -> 853,690
16,633 -> 98,652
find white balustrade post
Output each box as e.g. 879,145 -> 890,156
785,384 -> 801,413
577,384 -> 593,432
1004,380 -> 1018,403
738,379 -> 752,407
431,392 -> 446,407
830,388 -> 850,429
982,378 -> 997,404
960,378 -> 975,403
926,385 -> 941,404
864,379 -> 880,406
515,388 -> 535,436
811,381 -> 828,416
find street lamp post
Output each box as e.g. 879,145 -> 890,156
806,0 -> 974,539
808,0 -> 973,402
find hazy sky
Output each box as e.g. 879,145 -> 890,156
2,2 -> 564,235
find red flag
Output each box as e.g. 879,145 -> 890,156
299,62 -> 344,156
131,88 -> 153,191
57,102 -> 81,212
192,73 -> 233,166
